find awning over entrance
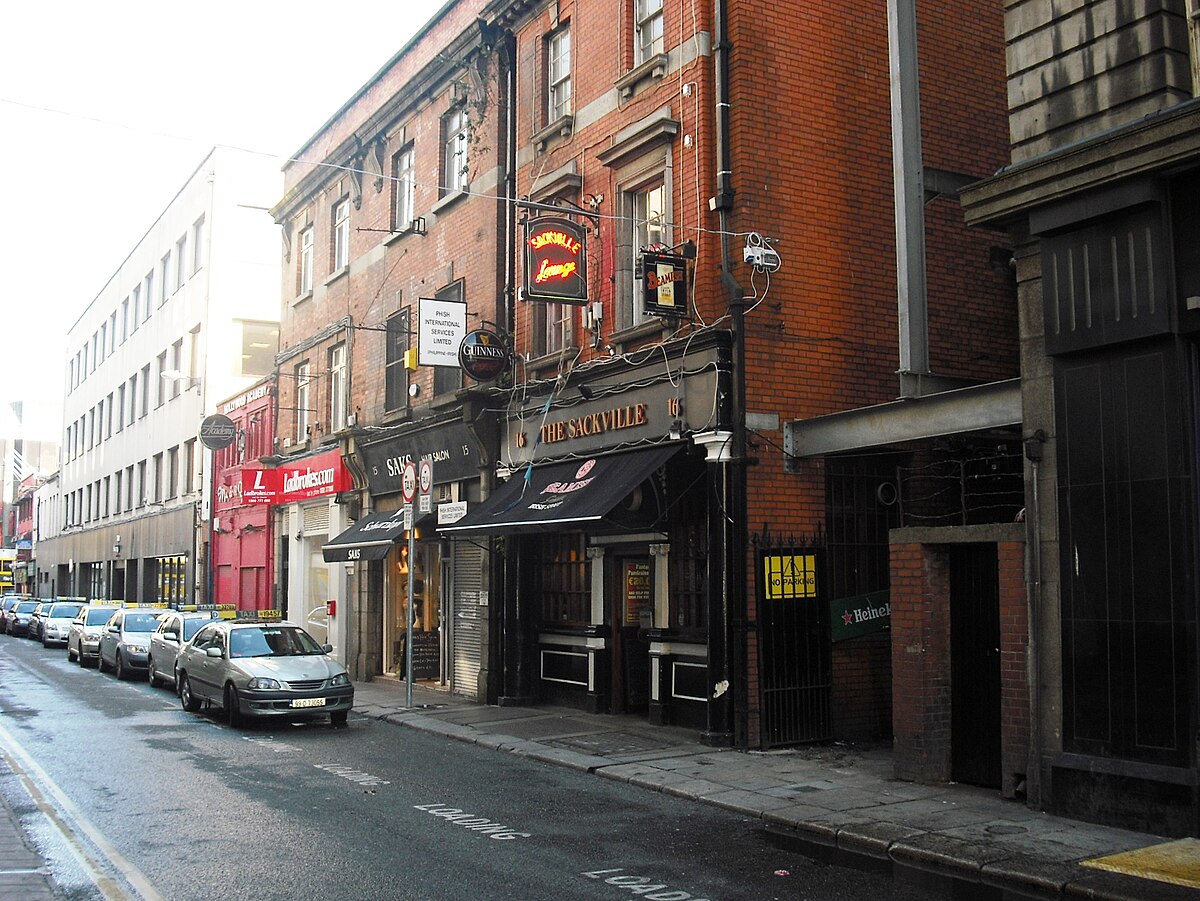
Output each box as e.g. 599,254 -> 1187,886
322,511 -> 410,562
440,444 -> 680,536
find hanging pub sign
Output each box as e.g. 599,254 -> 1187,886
523,216 -> 588,304
458,328 -> 510,383
641,250 -> 689,318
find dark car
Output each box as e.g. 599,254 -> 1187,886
98,608 -> 163,680
4,600 -> 40,636
26,602 -> 49,641
0,596 -> 24,631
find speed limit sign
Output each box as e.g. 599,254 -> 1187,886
401,460 -> 418,504
418,458 -> 433,513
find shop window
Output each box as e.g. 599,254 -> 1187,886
667,475 -> 707,631
540,533 -> 590,625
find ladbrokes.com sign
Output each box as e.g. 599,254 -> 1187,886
237,449 -> 351,506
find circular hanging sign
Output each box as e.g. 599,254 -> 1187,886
458,328 -> 510,383
199,413 -> 237,451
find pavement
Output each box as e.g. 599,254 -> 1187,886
0,678 -> 1196,900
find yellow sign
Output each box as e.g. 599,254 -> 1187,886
764,555 -> 817,599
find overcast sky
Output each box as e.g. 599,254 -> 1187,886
0,0 -> 446,442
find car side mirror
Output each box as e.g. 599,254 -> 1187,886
107,625 -> 120,633
323,644 -> 333,654
164,630 -> 179,643
206,646 -> 223,658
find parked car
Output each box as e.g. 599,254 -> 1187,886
1,596 -> 24,630
147,611 -> 217,689
176,620 -> 353,727
98,608 -> 163,680
68,604 -> 122,667
4,600 -> 40,636
39,601 -> 85,648
26,602 -> 49,641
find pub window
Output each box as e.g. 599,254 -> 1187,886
540,533 -> 590,625
667,476 -> 707,632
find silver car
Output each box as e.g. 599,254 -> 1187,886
67,605 -> 122,666
147,611 -> 217,688
176,620 -> 353,728
39,601 -> 84,648
97,608 -> 163,680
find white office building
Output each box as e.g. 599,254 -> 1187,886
40,147 -> 280,603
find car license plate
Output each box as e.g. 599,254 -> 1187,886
290,697 -> 326,708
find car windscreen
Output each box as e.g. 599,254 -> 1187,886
182,618 -> 212,641
86,608 -> 116,625
15,602 -> 37,613
229,626 -> 324,658
49,603 -> 83,619
122,613 -> 161,632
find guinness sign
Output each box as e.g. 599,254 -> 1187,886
458,328 -> 509,383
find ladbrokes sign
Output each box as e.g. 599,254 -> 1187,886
234,449 -> 351,507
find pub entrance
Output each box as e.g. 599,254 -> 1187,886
608,551 -> 653,715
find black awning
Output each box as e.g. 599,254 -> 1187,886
439,444 -> 680,537
322,511 -> 410,562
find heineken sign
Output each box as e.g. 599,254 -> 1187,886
830,590 -> 891,642
458,328 -> 509,383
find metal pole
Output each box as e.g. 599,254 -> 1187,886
406,509 -> 415,708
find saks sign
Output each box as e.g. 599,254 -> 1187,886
230,449 -> 351,507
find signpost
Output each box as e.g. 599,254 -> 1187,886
401,460 -> 417,707
199,414 -> 237,451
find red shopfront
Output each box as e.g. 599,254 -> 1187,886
211,380 -> 276,611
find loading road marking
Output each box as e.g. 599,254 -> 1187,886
583,868 -> 711,900
414,803 -> 531,840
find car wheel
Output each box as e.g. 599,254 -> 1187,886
68,644 -> 77,662
179,674 -> 201,712
115,653 -> 127,680
224,685 -> 242,728
98,652 -> 110,673
147,658 -> 159,688
41,636 -> 49,648
330,710 -> 348,728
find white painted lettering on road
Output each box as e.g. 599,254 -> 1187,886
242,736 -> 302,754
314,763 -> 390,786
583,868 -> 710,900
414,803 -> 531,840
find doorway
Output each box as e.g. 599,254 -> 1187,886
609,553 -> 652,715
949,544 -> 1001,788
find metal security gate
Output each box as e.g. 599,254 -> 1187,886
757,543 -> 832,747
450,539 -> 483,698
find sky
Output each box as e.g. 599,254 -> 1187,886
0,0 -> 447,443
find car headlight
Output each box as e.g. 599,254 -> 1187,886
329,673 -> 350,687
125,644 -> 147,654
247,677 -> 281,690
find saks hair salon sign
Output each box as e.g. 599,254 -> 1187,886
235,449 -> 351,506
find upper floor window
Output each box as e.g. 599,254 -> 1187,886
618,180 -> 668,331
121,298 -> 130,342
393,147 -> 415,232
156,351 -> 168,407
443,107 -> 469,196
536,303 -> 573,358
160,252 -> 171,304
547,26 -> 572,122
295,361 -> 311,442
175,234 -> 188,290
192,216 -> 205,273
385,309 -> 410,412
241,321 -> 278,377
332,199 -> 350,272
635,0 -> 664,65
299,226 -> 314,294
328,342 -> 348,431
143,272 -> 154,321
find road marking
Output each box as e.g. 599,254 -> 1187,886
0,718 -> 163,901
583,868 -> 710,900
243,736 -> 302,754
314,763 -> 390,786
414,803 -> 530,840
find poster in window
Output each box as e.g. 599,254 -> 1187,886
623,560 -> 652,625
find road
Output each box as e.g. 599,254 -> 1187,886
0,634 -> 931,901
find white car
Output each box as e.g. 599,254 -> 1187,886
67,605 -> 122,666
147,611 -> 218,688
39,601 -> 85,648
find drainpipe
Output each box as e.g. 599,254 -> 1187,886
887,0 -> 930,399
1023,430 -> 1045,806
707,0 -> 740,747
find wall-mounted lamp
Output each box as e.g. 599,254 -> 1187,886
578,383 -> 595,401
294,531 -> 304,541
112,535 -> 122,558
669,419 -> 684,441
408,383 -> 421,398
161,369 -> 201,390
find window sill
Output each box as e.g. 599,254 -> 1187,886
431,189 -> 468,216
323,266 -> 349,287
383,223 -> 424,247
614,53 -> 669,99
381,407 -> 412,426
610,319 -> 665,348
533,115 -> 574,152
524,345 -> 579,374
291,290 -> 313,308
